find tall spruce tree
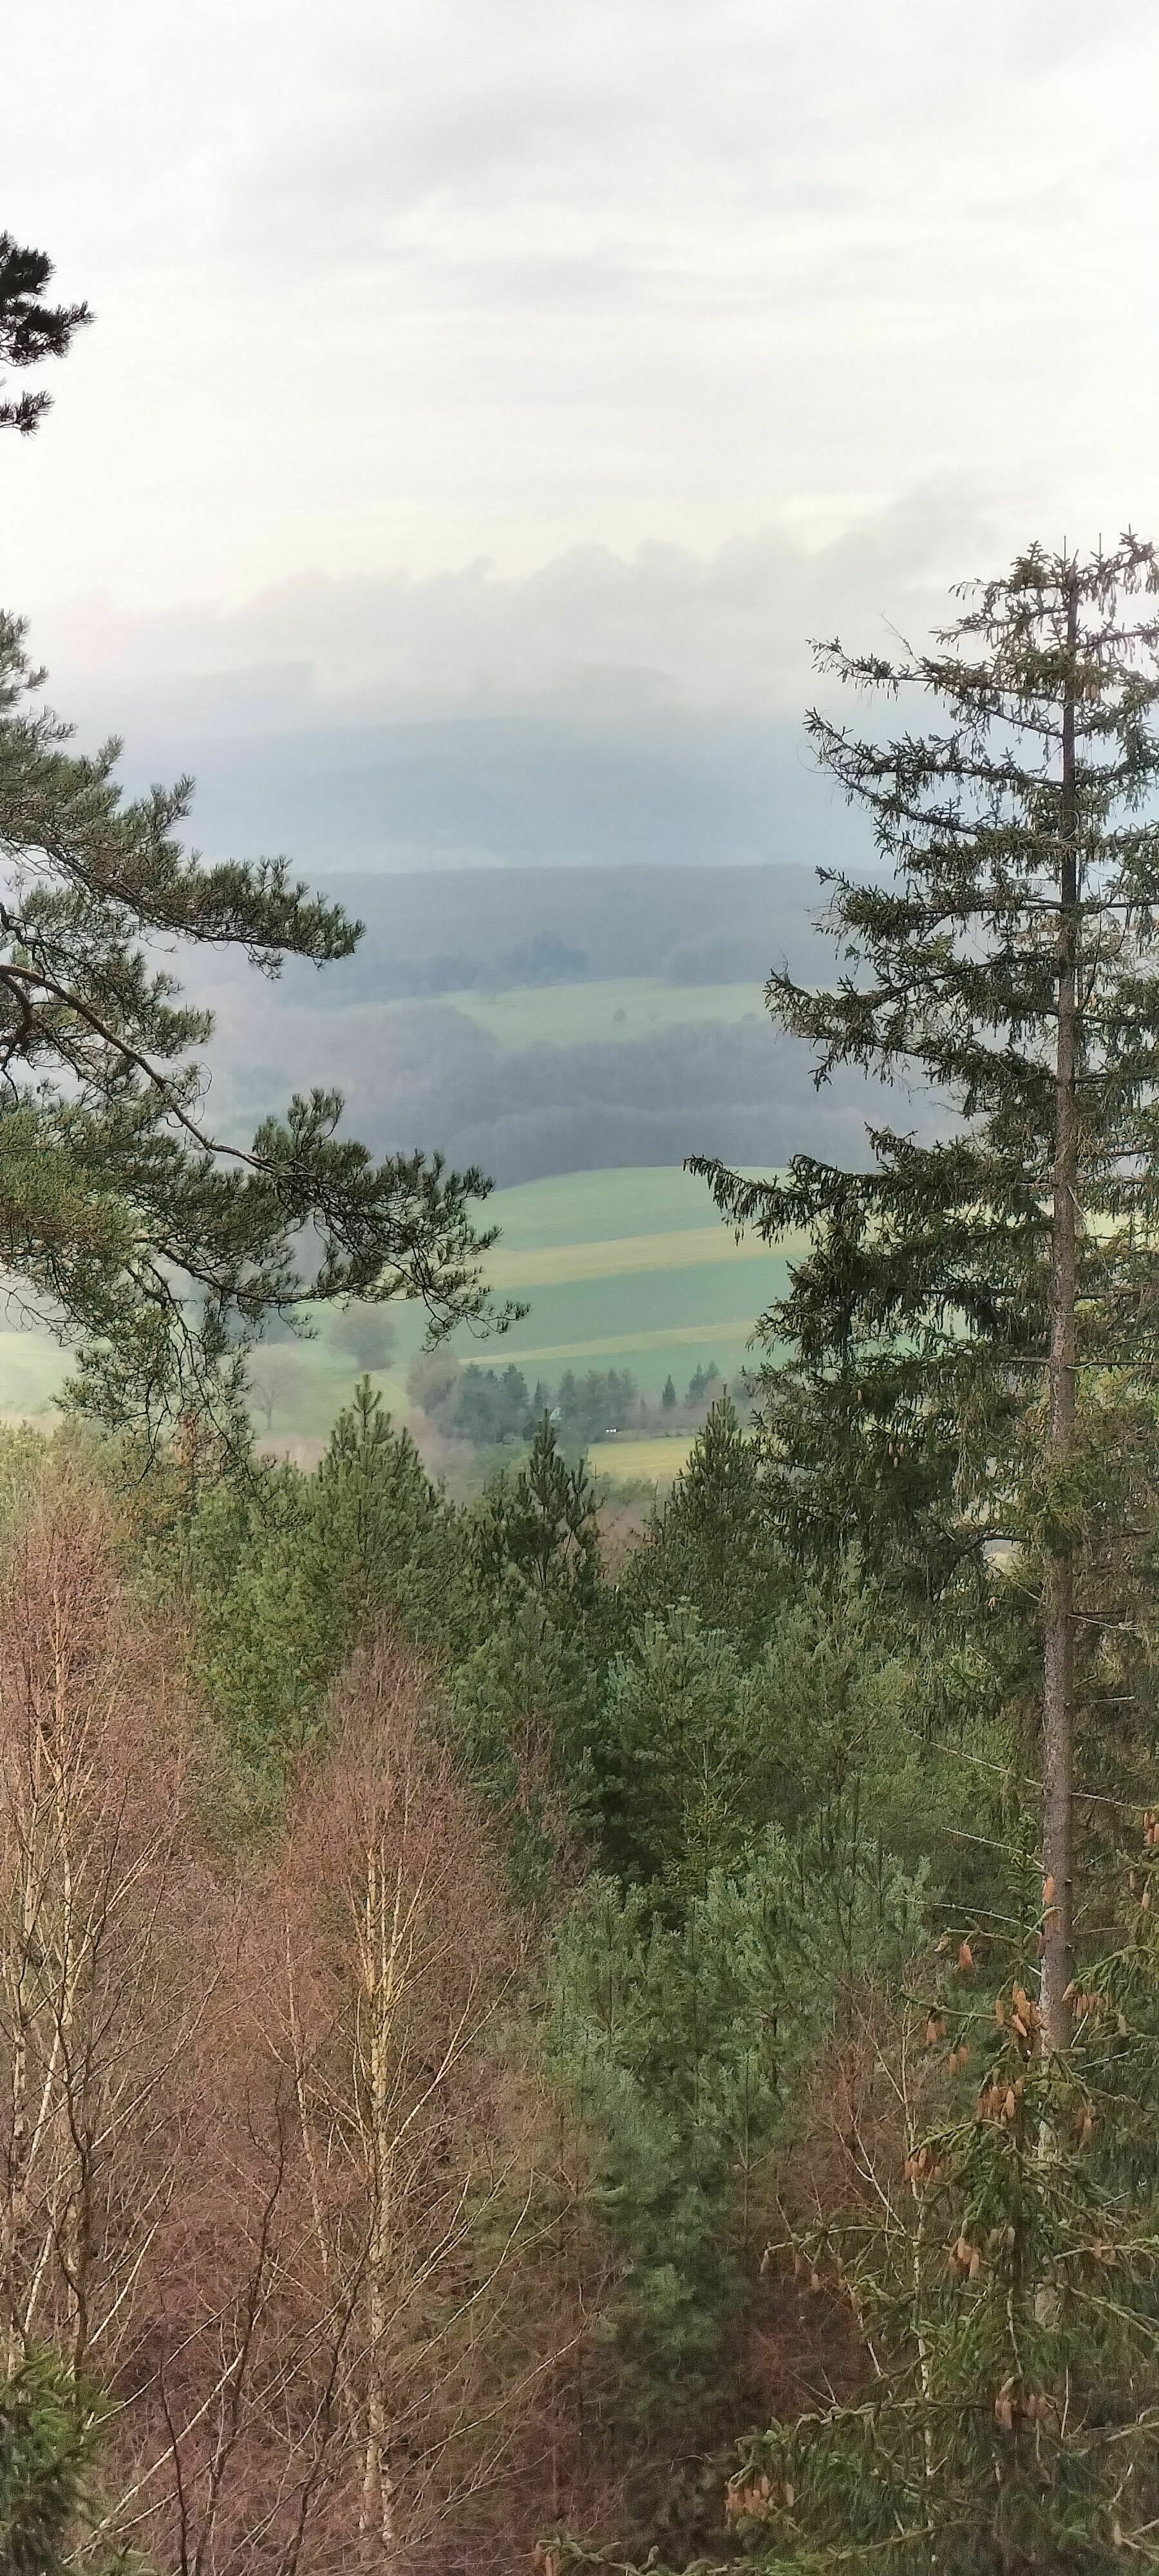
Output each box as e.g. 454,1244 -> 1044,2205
694,538 -> 1159,2066
552,538 -> 1159,2576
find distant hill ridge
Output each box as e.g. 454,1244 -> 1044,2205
186,864 -> 907,1190
276,862 -> 823,1004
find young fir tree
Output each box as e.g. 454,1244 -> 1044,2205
621,1393 -> 789,1655
181,1378 -> 464,1769
474,1412 -> 601,1616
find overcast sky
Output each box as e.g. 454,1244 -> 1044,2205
5,0 -> 1159,863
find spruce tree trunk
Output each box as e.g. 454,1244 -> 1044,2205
1041,573 -> 1079,2056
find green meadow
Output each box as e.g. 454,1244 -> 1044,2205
308,980 -> 768,1071
480,1163 -> 760,1246
440,978 -> 768,1049
396,1163 -> 787,1395
0,1163 -> 789,1452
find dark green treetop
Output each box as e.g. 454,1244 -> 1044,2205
0,615 -> 507,1438
0,2350 -> 100,2573
474,1411 -> 601,1615
185,1379 -> 464,1770
621,1394 -> 789,1656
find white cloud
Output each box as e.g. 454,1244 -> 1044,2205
2,0 -> 1158,630
21,496 -> 1010,875
39,488 -> 1006,748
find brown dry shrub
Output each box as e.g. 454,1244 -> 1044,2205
131,1638 -> 574,2574
0,1451 -> 217,2397
0,1455 -> 603,2573
737,1984 -> 945,2430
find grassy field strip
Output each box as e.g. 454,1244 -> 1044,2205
486,1318 -> 760,1368
0,1170 -> 788,1442
587,1435 -> 695,1481
487,1165 -> 782,1249
484,1224 -> 806,1290
433,980 -> 768,1050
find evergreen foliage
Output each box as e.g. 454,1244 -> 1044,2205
693,538 -> 1159,2059
647,1815 -> 1159,2575
0,234 -> 90,434
453,1358 -> 533,1446
549,1826 -> 927,2506
0,2353 -> 99,2573
598,1562 -> 975,1923
185,1379 -> 463,1768
453,1416 -> 609,1889
622,1394 -> 789,1653
637,540 -> 1159,2571
556,1366 -> 639,1446
693,540 -> 1159,1609
0,614 -> 506,1439
413,1358 -> 644,1452
448,1595 -> 601,1901
473,1412 -> 602,1616
601,1606 -> 772,1899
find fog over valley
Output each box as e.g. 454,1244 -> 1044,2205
193,864 -> 903,1189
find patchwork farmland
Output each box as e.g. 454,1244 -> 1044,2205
0,1166 -> 793,1475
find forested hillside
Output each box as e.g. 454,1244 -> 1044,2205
6,212 -> 1159,2576
7,534 -> 1159,2576
253,864 -> 823,994
184,864 -> 894,1190
0,1385 -> 992,2571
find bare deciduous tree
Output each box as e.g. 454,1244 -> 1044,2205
0,1461 -> 211,2396
0,1462 -> 582,2573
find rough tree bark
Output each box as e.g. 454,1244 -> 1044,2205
1041,568 -> 1079,2059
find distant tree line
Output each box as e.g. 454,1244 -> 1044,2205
376,930 -> 591,999
408,1349 -> 749,1451
218,999 -> 916,1193
274,863 -> 824,1007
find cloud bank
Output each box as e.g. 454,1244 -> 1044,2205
8,0 -> 1159,871
5,0 -> 1158,615
39,499 -> 995,871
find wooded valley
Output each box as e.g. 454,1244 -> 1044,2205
5,213 -> 1159,2576
4,526 -> 1159,2575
